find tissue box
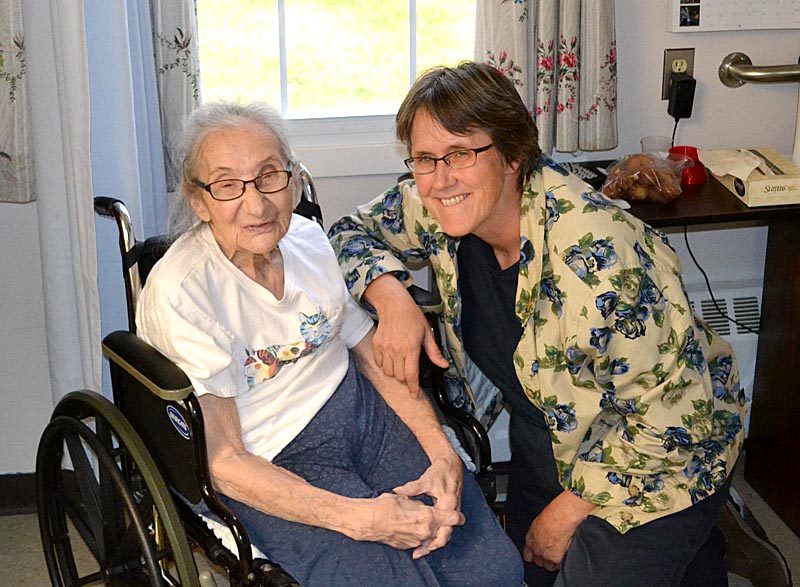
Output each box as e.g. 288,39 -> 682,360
713,147 -> 800,207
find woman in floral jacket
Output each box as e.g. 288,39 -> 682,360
328,62 -> 746,587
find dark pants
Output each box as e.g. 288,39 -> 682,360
219,359 -> 523,587
504,410 -> 730,587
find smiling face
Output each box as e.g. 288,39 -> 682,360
188,123 -> 294,266
409,109 -> 522,247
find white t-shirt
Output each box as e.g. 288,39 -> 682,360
136,215 -> 374,461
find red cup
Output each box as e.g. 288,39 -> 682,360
669,145 -> 706,186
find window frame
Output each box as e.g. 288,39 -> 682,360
288,114 -> 406,178
276,0 -> 417,178
198,0 -> 474,178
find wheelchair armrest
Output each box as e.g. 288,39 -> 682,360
408,284 -> 443,314
102,330 -> 194,401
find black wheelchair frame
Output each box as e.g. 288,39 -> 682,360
35,163 -> 498,586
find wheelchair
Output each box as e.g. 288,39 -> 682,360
35,163 -> 497,586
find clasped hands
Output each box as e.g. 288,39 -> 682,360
361,454 -> 464,559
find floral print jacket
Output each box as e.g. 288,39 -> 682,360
328,158 -> 746,533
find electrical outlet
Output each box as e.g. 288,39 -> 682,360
662,48 -> 695,99
672,59 -> 688,74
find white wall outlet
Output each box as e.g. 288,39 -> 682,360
672,58 -> 689,73
662,48 -> 695,99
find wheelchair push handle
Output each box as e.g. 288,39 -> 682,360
94,196 -> 126,218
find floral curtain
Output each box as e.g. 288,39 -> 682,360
0,0 -> 35,202
150,0 -> 201,193
476,0 -> 617,154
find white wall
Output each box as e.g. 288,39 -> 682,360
0,203 -> 53,473
612,4 -> 799,160
2,1 -> 800,474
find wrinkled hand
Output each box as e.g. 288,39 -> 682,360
523,491 -> 595,572
372,290 -> 448,397
393,455 -> 464,558
359,492 -> 465,552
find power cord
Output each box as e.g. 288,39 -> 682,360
684,233 -> 788,584
682,226 -> 759,335
671,118 -> 679,148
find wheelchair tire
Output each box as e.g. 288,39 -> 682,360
36,390 -> 199,587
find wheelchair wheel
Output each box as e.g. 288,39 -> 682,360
36,390 -> 199,586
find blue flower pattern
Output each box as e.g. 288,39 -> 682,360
540,274 -> 565,317
563,234 -> 618,286
520,236 -> 535,269
328,162 -> 746,533
679,329 -> 707,375
374,186 -> 404,234
544,191 -> 560,231
589,327 -> 612,353
634,241 -> 654,269
709,356 -> 735,403
595,272 -> 665,341
581,190 -> 618,211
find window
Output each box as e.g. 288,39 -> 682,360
196,0 -> 476,120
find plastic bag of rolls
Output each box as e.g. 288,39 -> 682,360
601,153 -> 691,203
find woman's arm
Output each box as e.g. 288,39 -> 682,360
352,328 -> 457,465
565,269 -> 743,507
362,274 -> 448,397
327,180 -> 428,303
199,392 -> 464,550
351,327 -> 463,557
329,181 -> 448,393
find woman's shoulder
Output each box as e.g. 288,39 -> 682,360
283,214 -> 332,252
142,224 -> 218,300
288,213 -> 325,235
537,166 -> 683,282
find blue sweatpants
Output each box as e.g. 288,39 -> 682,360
218,358 -> 523,587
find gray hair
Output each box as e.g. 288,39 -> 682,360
168,101 -> 298,236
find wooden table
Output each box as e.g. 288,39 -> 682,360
626,174 -> 800,537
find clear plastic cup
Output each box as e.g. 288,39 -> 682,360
640,135 -> 672,154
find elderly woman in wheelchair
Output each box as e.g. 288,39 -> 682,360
133,101 -> 523,586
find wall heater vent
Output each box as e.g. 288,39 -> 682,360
700,299 -> 732,336
689,295 -> 760,336
732,296 -> 760,334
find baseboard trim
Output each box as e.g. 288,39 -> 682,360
0,473 -> 36,515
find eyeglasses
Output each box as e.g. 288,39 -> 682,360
192,169 -> 293,201
404,144 -> 494,175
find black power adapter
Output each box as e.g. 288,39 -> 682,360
668,72 -> 696,119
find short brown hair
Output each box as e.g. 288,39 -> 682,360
396,61 -> 541,190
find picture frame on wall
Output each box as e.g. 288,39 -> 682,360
668,0 -> 800,33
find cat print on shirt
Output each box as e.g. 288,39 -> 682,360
299,309 -> 332,347
243,309 -> 332,388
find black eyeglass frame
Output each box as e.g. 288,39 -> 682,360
403,144 -> 494,174
191,169 -> 293,201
